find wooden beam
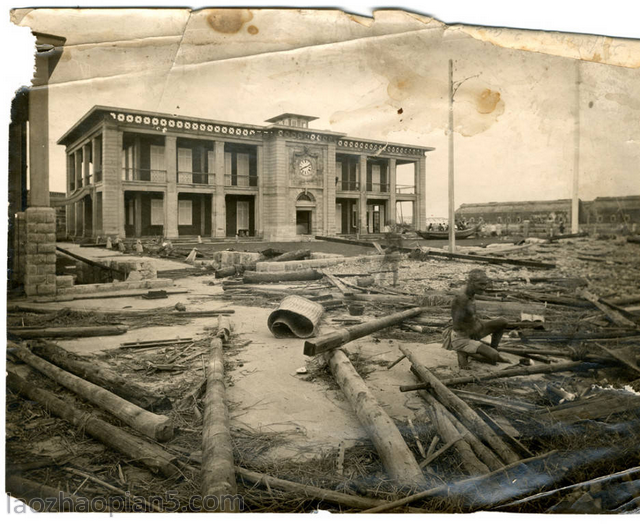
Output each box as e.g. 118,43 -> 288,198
8,324 -> 128,339
303,307 -> 427,356
580,289 -> 639,329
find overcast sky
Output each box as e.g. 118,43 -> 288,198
6,3 -> 640,218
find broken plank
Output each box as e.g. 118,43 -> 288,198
34,288 -> 189,303
594,342 -> 640,375
326,348 -> 426,487
419,247 -> 556,270
580,289 -> 639,329
371,242 -> 385,255
450,388 -> 538,413
322,271 -> 353,296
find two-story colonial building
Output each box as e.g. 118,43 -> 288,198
57,106 -> 433,241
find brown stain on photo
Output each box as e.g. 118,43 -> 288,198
206,9 -> 253,34
476,88 -> 501,114
247,25 -> 259,35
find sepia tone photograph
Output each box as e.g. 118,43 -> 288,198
4,3 -> 640,515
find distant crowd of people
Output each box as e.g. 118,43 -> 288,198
426,219 -> 471,232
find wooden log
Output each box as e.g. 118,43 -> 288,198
215,266 -> 238,278
8,325 -> 128,339
6,475 -> 92,511
538,391 -> 640,424
56,245 -> 126,277
30,341 -> 170,410
34,288 -> 188,303
303,307 -> 427,356
400,361 -> 594,391
399,346 -> 520,465
580,289 -> 639,329
362,450 -> 558,513
419,392 -> 491,475
243,269 -> 323,283
608,294 -> 640,306
272,249 -> 311,262
326,349 -> 426,487
201,316 -> 237,509
476,408 -> 532,458
6,372 -> 181,477
235,466 -> 385,510
13,347 -> 174,441
520,329 -> 638,341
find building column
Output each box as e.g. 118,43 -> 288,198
325,142 -> 337,235
164,136 -> 179,238
91,136 -> 100,182
134,193 -> 142,237
83,143 -> 91,186
91,188 -> 98,239
75,200 -> 84,238
255,145 -> 263,237
389,158 -> 397,225
359,155 -> 368,235
100,123 -> 124,238
214,141 -> 226,237
75,150 -> 83,191
416,155 -> 427,231
200,194 -> 206,237
66,153 -> 75,237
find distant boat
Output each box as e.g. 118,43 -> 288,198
416,224 -> 480,240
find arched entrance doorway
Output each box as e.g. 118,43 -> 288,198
296,192 -> 315,235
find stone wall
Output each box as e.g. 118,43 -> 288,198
24,207 -> 57,296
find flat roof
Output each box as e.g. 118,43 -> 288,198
265,113 -> 319,123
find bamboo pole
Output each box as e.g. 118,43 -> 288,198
326,349 -> 426,488
399,346 -> 520,465
303,307 -> 427,356
6,372 -> 181,477
13,347 -> 173,441
201,316 -> 237,510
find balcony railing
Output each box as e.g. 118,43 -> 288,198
396,184 -> 416,194
122,168 -> 166,183
336,180 -> 359,191
224,174 -> 258,187
366,182 -> 390,193
178,171 -> 214,185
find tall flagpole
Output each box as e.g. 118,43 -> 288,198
448,59 -> 456,253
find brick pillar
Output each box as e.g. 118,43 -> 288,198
101,124 -> 124,237
416,155 -> 427,231
359,155 -> 368,235
134,193 -> 142,237
66,152 -> 75,237
214,140 -> 226,238
24,207 -> 57,296
164,136 -> 178,238
389,158 -> 397,225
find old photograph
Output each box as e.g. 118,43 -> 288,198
5,5 -> 640,514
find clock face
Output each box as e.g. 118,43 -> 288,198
298,159 -> 313,177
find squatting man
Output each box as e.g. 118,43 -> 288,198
443,269 -> 511,369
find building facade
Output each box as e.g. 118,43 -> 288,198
457,196 -> 640,235
58,107 -> 433,242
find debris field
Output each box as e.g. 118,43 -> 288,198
6,232 -> 640,513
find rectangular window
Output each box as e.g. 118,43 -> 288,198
207,150 -> 216,174
178,148 -> 192,173
151,198 -> 164,226
224,152 -> 232,174
179,199 -> 193,226
372,164 -> 381,187
150,145 -> 166,182
237,201 -> 249,231
237,153 -> 249,186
